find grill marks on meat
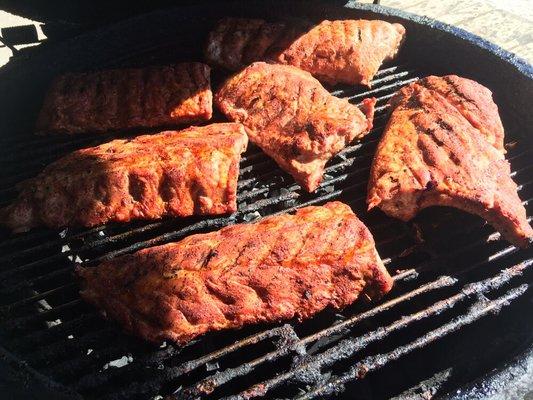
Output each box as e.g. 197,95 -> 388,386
278,19 -> 405,86
205,17 -> 405,86
76,202 -> 393,344
36,63 -> 213,135
0,123 -> 247,232
205,17 -> 297,71
406,75 -> 505,151
216,62 -> 376,192
367,75 -> 533,247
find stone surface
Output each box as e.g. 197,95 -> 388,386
368,0 -> 533,63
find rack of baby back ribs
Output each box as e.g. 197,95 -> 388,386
0,16 -> 531,400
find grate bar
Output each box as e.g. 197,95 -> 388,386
3,197 -> 531,335
179,277 -> 457,399
0,68 -> 413,192
4,144 -> 529,274
9,225 -> 412,360
180,261 -> 532,399
236,137 -> 381,191
76,273 -> 446,397
294,284 -> 529,400
8,312 -> 101,352
2,282 -> 77,309
29,327 -> 120,367
368,70 -> 412,86
0,135 -> 385,269
349,77 -> 419,101
2,299 -> 82,331
409,214 -> 532,280
45,338 -> 184,382
328,65 -> 411,97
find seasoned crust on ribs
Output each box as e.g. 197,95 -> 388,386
205,17 -> 405,86
36,63 -> 213,135
392,75 -> 505,151
367,75 -> 532,247
216,62 -> 375,192
77,201 -> 392,344
1,123 -> 248,232
277,19 -> 405,86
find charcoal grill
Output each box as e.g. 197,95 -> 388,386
0,1 -> 532,399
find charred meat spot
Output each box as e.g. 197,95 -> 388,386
404,95 -> 423,110
425,180 -> 437,190
159,173 -> 175,203
449,152 -> 462,165
201,248 -> 219,268
422,127 -> 445,146
129,174 -> 146,202
443,76 -> 478,105
437,119 -> 453,131
305,122 -> 320,140
248,96 -> 261,109
408,111 -> 425,123
432,135 -> 445,147
122,266 -> 150,288
248,283 -> 270,303
290,141 -> 302,156
95,176 -> 112,205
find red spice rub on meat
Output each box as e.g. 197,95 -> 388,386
1,123 -> 247,232
206,17 -> 405,86
216,62 -> 375,192
36,62 -> 213,135
77,201 -> 393,344
367,75 -> 533,247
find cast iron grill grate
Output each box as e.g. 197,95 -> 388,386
0,49 -> 532,400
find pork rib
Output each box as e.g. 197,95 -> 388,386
367,75 -> 533,247
36,63 -> 212,135
216,62 -> 375,192
1,123 -> 247,232
77,201 -> 393,344
205,17 -> 405,86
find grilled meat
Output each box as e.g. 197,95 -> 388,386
1,123 -> 247,232
36,63 -> 212,135
205,17 -> 405,86
216,62 -> 376,192
414,75 -> 505,151
205,17 -> 293,72
367,75 -> 533,247
77,201 -> 393,344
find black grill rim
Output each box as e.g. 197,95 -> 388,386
0,1 -> 532,399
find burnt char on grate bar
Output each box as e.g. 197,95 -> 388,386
0,7 -> 532,397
